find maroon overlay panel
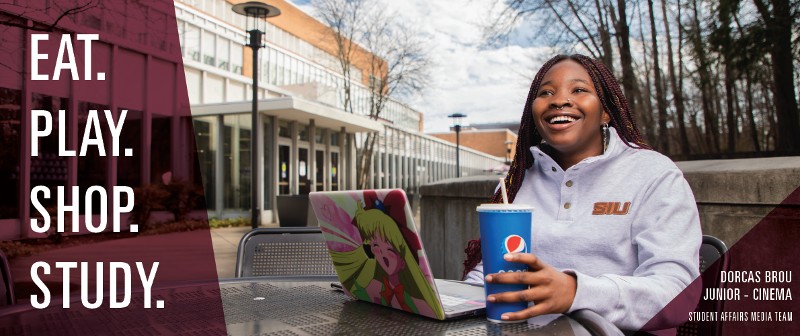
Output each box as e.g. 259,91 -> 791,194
641,186 -> 800,334
0,1 -> 225,334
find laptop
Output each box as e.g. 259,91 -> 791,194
309,189 -> 486,320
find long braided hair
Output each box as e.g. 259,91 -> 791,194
462,54 -> 651,279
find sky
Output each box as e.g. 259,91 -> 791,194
288,0 -> 553,133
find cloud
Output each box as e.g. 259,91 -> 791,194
288,0 -> 552,132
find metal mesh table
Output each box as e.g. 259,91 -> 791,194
0,277 -> 595,335
221,278 -> 592,336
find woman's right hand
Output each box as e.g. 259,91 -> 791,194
484,253 -> 577,321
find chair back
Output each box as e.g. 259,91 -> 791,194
0,249 -> 15,306
570,309 -> 624,336
677,235 -> 729,336
235,227 -> 337,277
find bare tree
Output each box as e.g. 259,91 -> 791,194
0,0 -> 99,31
647,0 -> 669,153
0,0 -> 99,75
662,0 -> 690,155
752,0 -> 800,153
312,0 -> 368,114
355,5 -> 430,189
311,0 -> 431,189
477,0 -> 792,158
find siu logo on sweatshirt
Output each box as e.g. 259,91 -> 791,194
592,202 -> 631,215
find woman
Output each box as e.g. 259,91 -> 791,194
463,54 -> 701,331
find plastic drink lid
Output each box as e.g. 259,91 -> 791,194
476,203 -> 534,211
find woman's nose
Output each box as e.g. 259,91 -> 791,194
550,98 -> 573,110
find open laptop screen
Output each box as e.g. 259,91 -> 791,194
310,189 -> 446,320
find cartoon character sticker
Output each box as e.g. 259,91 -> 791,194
315,190 -> 444,319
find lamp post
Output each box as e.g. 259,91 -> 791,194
232,1 -> 281,229
447,113 -> 466,177
504,140 -> 513,165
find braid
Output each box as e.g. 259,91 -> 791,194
490,54 -> 650,204
464,54 -> 650,280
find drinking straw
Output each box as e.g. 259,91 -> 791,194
499,177 -> 509,204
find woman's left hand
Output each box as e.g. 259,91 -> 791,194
485,253 -> 577,321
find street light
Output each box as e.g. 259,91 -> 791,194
232,1 -> 281,229
504,140 -> 513,165
448,113 -> 466,177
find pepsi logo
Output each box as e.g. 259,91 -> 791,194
504,235 -> 527,253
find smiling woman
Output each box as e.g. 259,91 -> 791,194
531,59 -> 610,169
463,54 -> 702,332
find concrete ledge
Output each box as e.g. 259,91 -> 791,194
677,157 -> 800,205
419,157 -> 800,280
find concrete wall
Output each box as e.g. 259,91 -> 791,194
419,157 -> 800,280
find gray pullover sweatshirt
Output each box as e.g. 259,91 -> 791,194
465,127 -> 701,331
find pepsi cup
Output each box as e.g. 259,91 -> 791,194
477,203 -> 534,323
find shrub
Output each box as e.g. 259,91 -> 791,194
161,178 -> 203,223
131,184 -> 169,229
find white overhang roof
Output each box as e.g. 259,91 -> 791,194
191,96 -> 384,133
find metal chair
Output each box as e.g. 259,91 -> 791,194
677,235 -> 729,336
0,249 -> 15,306
235,227 -> 337,278
570,309 -> 624,336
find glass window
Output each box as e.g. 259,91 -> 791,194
106,9 -> 126,38
330,133 -> 339,147
230,42 -> 243,74
117,109 -> 142,187
298,124 -> 308,141
202,30 -> 216,66
184,24 -> 201,61
78,102 -> 109,215
276,53 -> 284,85
223,114 -> 251,210
193,116 -> 216,211
266,48 -> 275,85
278,120 -> 290,138
315,150 -> 324,191
298,148 -> 309,194
278,145 -> 290,195
81,11 -> 101,30
330,152 -> 339,191
148,9 -> 168,51
1,88 -> 21,219
315,131 -> 323,144
216,37 -> 229,70
262,118 -> 272,209
151,113 -> 172,186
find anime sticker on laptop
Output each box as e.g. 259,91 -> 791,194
310,189 -> 445,319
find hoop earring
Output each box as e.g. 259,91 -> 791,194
602,123 -> 609,153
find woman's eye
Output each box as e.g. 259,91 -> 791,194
538,90 -> 553,96
573,87 -> 588,93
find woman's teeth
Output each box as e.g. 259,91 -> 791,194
548,116 -> 577,124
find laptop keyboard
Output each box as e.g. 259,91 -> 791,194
440,294 -> 481,313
